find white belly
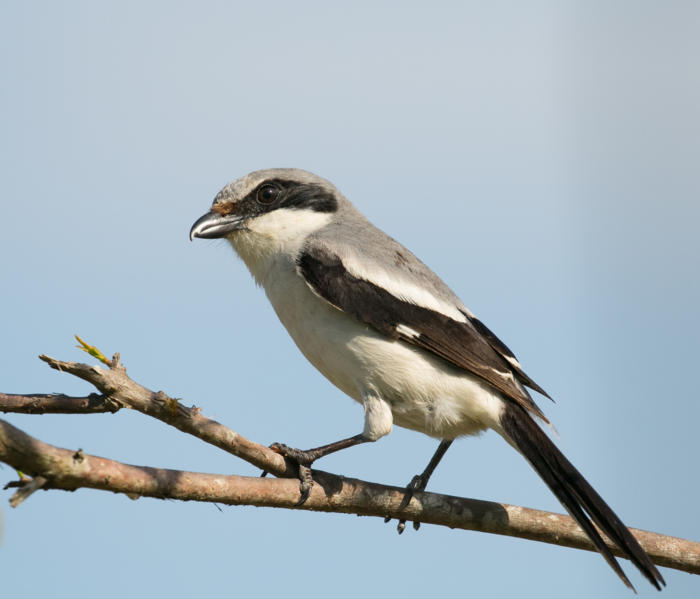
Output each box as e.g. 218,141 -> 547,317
262,258 -> 505,440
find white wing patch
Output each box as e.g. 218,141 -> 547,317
340,254 -> 469,323
501,354 -> 523,369
396,324 -> 420,338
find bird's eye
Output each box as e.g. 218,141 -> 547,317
257,185 -> 279,204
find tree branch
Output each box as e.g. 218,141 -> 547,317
0,393 -> 121,414
30,354 -> 297,479
1,417 -> 698,575
1,353 -> 699,577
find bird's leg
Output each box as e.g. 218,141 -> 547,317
271,434 -> 367,506
387,439 -> 453,534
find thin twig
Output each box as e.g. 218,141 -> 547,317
8,475 -> 48,507
34,354 -> 297,479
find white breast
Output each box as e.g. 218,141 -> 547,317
228,212 -> 505,441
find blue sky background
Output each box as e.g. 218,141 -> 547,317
1,2 -> 698,597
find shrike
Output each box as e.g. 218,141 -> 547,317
190,168 -> 664,591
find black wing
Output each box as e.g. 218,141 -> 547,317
298,245 -> 550,423
468,315 -> 551,400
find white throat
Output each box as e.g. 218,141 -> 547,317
227,208 -> 333,286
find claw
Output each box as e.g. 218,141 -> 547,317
294,463 -> 314,506
393,474 -> 427,535
271,443 -> 317,465
390,440 -> 452,535
270,442 -> 291,457
269,435 -> 367,507
398,474 -> 423,512
270,442 -> 316,506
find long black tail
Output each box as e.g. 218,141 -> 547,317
500,402 -> 665,591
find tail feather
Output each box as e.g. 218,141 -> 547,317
500,402 -> 665,592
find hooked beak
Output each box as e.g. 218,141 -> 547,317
189,211 -> 247,241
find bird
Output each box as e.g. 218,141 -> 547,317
190,168 -> 665,591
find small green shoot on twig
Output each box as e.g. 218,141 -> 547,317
75,335 -> 110,365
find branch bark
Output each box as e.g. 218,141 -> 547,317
0,393 -> 121,414
34,354 -> 297,479
1,355 -> 699,577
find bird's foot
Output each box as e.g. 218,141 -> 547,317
270,443 -> 320,506
386,473 -> 427,534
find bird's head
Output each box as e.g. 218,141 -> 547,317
190,169 -> 341,246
